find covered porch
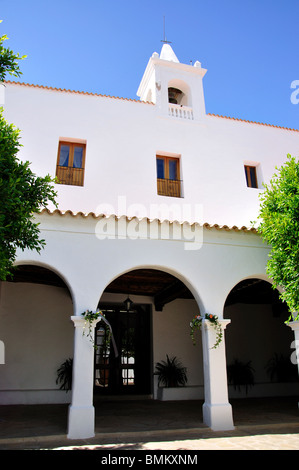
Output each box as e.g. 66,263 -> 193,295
2,214 -> 299,440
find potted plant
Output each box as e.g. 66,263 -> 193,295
227,359 -> 255,395
154,355 -> 187,388
56,358 -> 73,392
82,309 -> 103,349
265,353 -> 298,383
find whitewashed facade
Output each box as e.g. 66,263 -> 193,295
1,44 -> 299,439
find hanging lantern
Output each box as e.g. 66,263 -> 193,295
124,297 -> 133,311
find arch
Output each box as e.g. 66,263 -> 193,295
223,275 -> 296,399
12,259 -> 75,306
224,274 -> 290,324
0,261 -> 75,405
214,273 -> 272,318
92,264 -> 204,398
96,264 -> 204,314
223,275 -> 289,320
168,79 -> 192,107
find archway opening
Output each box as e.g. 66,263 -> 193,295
103,268 -> 194,311
94,268 -> 201,398
168,79 -> 191,107
224,278 -> 298,399
8,264 -> 71,290
0,264 -> 73,405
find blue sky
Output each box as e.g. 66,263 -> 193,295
1,0 -> 298,130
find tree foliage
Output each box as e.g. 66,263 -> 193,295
0,22 -> 57,280
257,154 -> 299,318
0,21 -> 26,81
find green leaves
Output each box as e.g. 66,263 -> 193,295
0,21 -> 26,83
257,154 -> 299,318
56,358 -> 73,392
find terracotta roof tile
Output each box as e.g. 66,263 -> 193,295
4,80 -> 154,105
5,81 -> 298,132
207,113 -> 299,133
38,208 -> 258,234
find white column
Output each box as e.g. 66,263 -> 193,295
202,318 -> 234,431
67,315 -> 97,439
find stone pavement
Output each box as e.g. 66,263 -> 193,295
53,430 -> 299,450
1,423 -> 299,450
1,397 -> 299,450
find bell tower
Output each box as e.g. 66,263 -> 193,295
137,42 -> 207,122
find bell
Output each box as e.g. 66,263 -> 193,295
168,87 -> 182,104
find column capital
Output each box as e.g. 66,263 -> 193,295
202,317 -> 231,331
287,320 -> 299,332
71,315 -> 86,328
71,315 -> 103,328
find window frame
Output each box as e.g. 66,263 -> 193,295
244,164 -> 258,189
156,155 -> 181,197
56,139 -> 86,187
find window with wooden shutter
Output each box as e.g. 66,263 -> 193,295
156,155 -> 181,197
56,140 -> 86,186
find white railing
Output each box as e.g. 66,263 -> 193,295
168,103 -> 194,120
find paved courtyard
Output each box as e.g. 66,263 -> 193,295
1,397 -> 299,450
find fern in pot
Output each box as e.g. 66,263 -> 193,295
56,358 -> 73,392
154,355 -> 187,388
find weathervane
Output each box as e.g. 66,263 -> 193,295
161,16 -> 172,44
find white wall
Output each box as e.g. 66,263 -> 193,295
153,298 -> 202,387
3,82 -> 299,229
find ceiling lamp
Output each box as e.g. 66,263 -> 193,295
124,297 -> 133,311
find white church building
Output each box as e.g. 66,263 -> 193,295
1,43 -> 299,439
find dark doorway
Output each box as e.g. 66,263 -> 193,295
94,304 -> 152,395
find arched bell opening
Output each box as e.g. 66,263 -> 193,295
168,79 -> 191,107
